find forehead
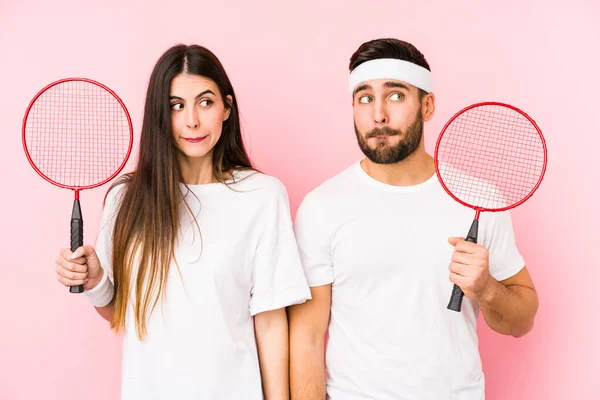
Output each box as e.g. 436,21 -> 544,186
170,73 -> 218,95
354,79 -> 417,94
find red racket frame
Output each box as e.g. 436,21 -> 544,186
22,77 -> 134,200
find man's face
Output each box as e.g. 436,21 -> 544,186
353,79 -> 424,164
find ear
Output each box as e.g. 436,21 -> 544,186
422,92 -> 435,122
223,95 -> 233,121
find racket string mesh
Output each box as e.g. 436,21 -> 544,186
24,81 -> 131,188
437,105 -> 545,210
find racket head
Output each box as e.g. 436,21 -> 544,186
434,102 -> 547,213
22,77 -> 134,191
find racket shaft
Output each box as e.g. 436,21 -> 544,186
447,219 -> 479,311
69,199 -> 84,293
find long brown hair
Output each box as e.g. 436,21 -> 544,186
108,44 -> 253,339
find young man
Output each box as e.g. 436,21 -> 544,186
288,38 -> 539,399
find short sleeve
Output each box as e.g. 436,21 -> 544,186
293,192 -> 334,287
249,179 -> 312,316
83,184 -> 124,306
481,210 -> 526,281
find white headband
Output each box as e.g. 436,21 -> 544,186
348,58 -> 432,95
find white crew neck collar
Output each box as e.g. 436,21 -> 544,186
354,159 -> 439,193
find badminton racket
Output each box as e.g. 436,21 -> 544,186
434,102 -> 547,312
22,77 -> 133,293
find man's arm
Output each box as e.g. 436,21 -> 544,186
255,308 -> 290,400
288,285 -> 331,400
478,267 -> 538,337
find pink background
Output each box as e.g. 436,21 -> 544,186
1,1 -> 598,399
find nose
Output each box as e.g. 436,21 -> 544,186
373,99 -> 388,125
185,107 -> 199,129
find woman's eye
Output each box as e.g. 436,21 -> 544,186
200,99 -> 213,107
171,103 -> 183,111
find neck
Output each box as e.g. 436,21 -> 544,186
361,147 -> 435,186
178,152 -> 216,185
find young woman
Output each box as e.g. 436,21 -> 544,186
54,44 -> 311,399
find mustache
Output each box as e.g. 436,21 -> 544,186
365,126 -> 402,139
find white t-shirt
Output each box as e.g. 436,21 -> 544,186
86,170 -> 312,399
293,161 -> 525,400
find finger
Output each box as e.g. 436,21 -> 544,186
69,256 -> 87,265
449,272 -> 470,289
57,274 -> 88,287
59,248 -> 74,261
59,261 -> 88,272
453,253 -> 487,270
448,262 -> 470,276
70,247 -> 84,260
56,258 -> 88,273
449,238 -> 478,254
59,248 -> 88,265
449,274 -> 474,299
451,251 -> 473,265
56,264 -> 88,281
449,272 -> 473,292
70,245 -> 96,260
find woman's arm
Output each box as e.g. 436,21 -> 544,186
254,308 -> 290,400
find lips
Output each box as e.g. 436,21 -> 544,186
370,134 -> 397,139
182,136 -> 207,143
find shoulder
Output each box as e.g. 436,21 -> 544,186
103,176 -> 130,213
299,163 -> 359,208
294,163 -> 359,227
480,208 -> 516,235
95,176 -> 131,232
231,169 -> 290,202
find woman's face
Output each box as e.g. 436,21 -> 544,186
169,73 -> 232,162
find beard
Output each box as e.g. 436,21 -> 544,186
355,108 -> 423,164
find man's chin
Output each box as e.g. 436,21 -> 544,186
362,145 -> 418,165
364,153 -> 401,165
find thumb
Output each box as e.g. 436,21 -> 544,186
70,245 -> 95,260
448,237 -> 464,246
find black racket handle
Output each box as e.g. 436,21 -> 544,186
69,199 -> 84,294
447,219 -> 479,312
447,283 -> 464,312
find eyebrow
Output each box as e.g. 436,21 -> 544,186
169,89 -> 215,101
353,84 -> 371,95
384,81 -> 409,90
353,81 -> 410,96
